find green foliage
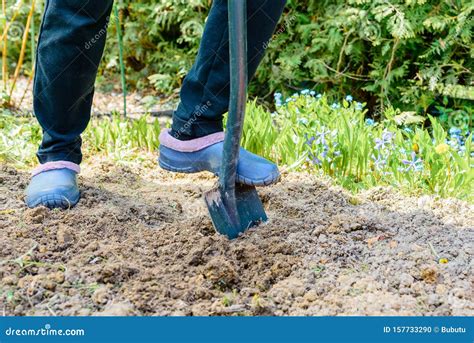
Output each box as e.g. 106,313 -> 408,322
3,0 -> 472,120
0,111 -> 161,166
261,0 -> 473,114
241,93 -> 473,201
102,0 -> 208,92
0,110 -> 41,165
1,93 -> 472,201
110,0 -> 472,115
83,113 -> 161,160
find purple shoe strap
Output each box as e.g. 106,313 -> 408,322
32,161 -> 81,177
159,129 -> 225,152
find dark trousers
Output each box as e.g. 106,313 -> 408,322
34,0 -> 286,164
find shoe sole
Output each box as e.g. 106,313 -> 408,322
158,158 -> 280,187
26,193 -> 80,210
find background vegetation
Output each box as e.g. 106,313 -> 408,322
0,0 -> 472,201
2,1 -> 473,122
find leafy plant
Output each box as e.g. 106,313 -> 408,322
3,0 -> 472,121
241,91 -> 473,200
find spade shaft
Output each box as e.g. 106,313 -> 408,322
204,0 -> 268,239
221,0 -> 248,191
218,0 -> 248,229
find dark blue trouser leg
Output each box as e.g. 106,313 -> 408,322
34,0 -> 286,163
34,0 -> 113,164
171,0 -> 286,139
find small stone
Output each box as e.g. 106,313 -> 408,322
303,290 -> 318,302
42,280 -> 56,291
399,273 -> 414,287
47,272 -> 65,284
17,276 -> 33,288
95,302 -> 135,316
318,234 -> 328,243
427,294 -> 442,306
2,275 -> 18,286
452,288 -> 465,298
92,286 -> 110,305
435,284 -> 447,295
57,226 -> 74,245
311,226 -> 324,236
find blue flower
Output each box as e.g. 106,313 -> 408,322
321,149 -> 328,159
371,154 -> 387,170
374,130 -> 394,150
304,134 -> 316,146
315,127 -> 331,146
331,103 -> 340,109
301,89 -> 310,95
355,102 -> 363,111
316,94 -> 322,99
447,139 -> 459,149
310,156 -> 322,166
297,117 -> 308,125
310,90 -> 316,96
402,152 -> 423,172
449,127 -> 462,137
403,127 -> 413,134
365,118 -> 375,126
274,92 -> 283,107
306,147 -> 322,166
345,95 -> 353,102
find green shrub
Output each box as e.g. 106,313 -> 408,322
106,0 -> 473,116
2,1 -> 472,122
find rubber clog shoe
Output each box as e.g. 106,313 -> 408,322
25,168 -> 80,209
158,131 -> 280,186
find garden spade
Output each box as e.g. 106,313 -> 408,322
204,0 -> 267,239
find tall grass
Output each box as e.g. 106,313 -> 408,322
0,111 -> 161,166
242,93 -> 473,200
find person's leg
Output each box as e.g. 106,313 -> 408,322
171,0 -> 287,139
34,0 -> 114,164
160,0 -> 286,186
26,0 -> 113,209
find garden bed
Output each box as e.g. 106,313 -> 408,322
1,156 -> 472,316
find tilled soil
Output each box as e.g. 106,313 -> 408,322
0,156 -> 473,316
